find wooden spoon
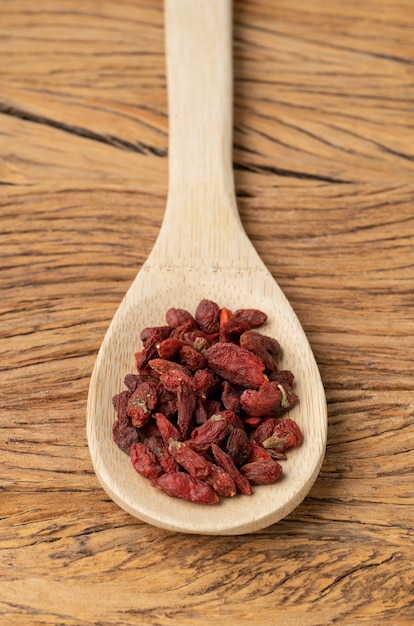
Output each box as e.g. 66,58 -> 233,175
87,0 -> 327,535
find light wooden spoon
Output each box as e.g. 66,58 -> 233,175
87,0 -> 327,535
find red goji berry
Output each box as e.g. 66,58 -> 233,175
127,380 -> 158,427
156,336 -> 184,360
169,440 -> 211,480
205,463 -> 237,497
221,381 -> 241,413
154,412 -> 182,445
140,325 -> 172,343
153,472 -> 219,504
219,318 -> 250,343
240,381 -> 283,418
149,358 -> 191,378
188,414 -> 229,454
165,307 -> 196,328
231,308 -> 268,328
170,320 -> 196,340
193,368 -> 220,397
226,427 -> 250,467
179,344 -> 207,371
211,443 -> 252,495
253,418 -> 279,445
240,330 -> 280,371
130,442 -> 163,480
240,460 -> 282,485
144,434 -> 180,474
195,299 -> 220,334
112,419 -> 140,454
261,418 -> 303,452
112,390 -> 131,421
247,442 -> 274,463
268,369 -> 295,386
205,342 -> 266,389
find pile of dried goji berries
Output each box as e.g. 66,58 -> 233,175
112,300 -> 302,504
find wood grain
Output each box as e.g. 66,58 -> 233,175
1,0 -> 413,623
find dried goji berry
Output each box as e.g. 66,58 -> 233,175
156,386 -> 177,420
195,299 -> 220,334
194,397 -> 208,424
241,415 -> 263,429
135,334 -> 159,370
231,308 -> 268,328
219,318 -> 250,343
170,320 -> 196,340
219,408 -> 245,430
149,358 -> 191,378
205,342 -> 266,389
112,419 -> 140,454
130,442 -> 163,480
153,472 -> 219,504
205,463 -> 237,497
188,414 -> 229,454
261,418 -> 303,452
154,412 -> 182,445
240,330 -> 280,371
219,307 -> 232,327
211,443 -> 252,495
240,460 -> 282,485
276,383 -> 298,412
169,440 -> 211,479
165,307 -> 196,328
193,368 -> 220,397
140,325 -> 172,343
127,380 -> 158,427
183,331 -> 211,352
240,381 -> 283,418
221,381 -> 241,413
159,368 -> 194,392
144,434 -> 180,474
112,390 -> 131,421
226,427 -> 250,467
247,442 -> 274,463
253,417 -> 279,445
123,374 -> 140,392
156,336 -> 184,360
179,344 -> 207,371
206,399 -> 225,419
176,379 -> 196,438
268,369 -> 295,386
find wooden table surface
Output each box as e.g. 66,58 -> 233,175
1,1 -> 413,624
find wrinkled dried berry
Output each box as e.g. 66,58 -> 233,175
112,419 -> 140,454
188,414 -> 229,454
205,342 -> 266,389
240,330 -> 280,371
211,443 -> 252,495
240,460 -> 282,485
179,344 -> 207,371
166,307 -> 196,328
195,299 -> 220,334
153,472 -> 219,504
240,381 -> 283,418
169,440 -> 211,480
130,442 -> 163,480
127,380 -> 158,427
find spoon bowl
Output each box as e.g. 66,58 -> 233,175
87,0 -> 327,535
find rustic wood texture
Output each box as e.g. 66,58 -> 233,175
1,0 -> 413,623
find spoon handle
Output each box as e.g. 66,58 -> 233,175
155,0 -> 244,261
